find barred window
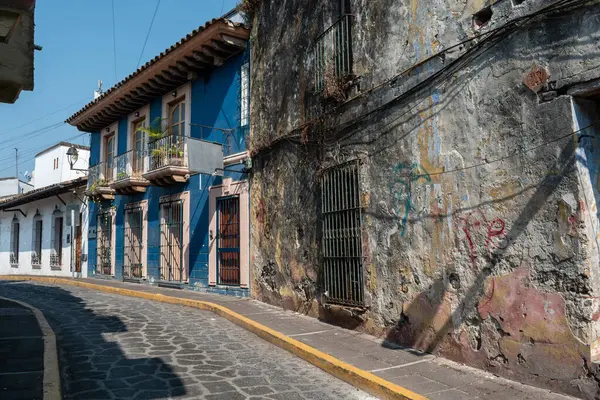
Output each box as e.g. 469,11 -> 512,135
321,160 -> 364,306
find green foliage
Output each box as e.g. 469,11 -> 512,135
89,179 -> 108,193
139,117 -> 168,141
116,171 -> 128,180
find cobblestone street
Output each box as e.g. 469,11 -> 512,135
0,281 -> 375,400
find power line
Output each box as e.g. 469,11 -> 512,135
136,0 -> 161,69
0,97 -> 89,137
0,133 -> 87,175
391,119 -> 600,180
253,0 -> 583,153
111,0 -> 118,82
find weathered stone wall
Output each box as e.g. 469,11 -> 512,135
248,0 -> 600,397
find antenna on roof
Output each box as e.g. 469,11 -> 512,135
94,80 -> 103,100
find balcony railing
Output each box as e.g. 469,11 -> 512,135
115,149 -> 145,181
88,162 -> 114,188
147,134 -> 187,172
314,14 -> 353,92
10,253 -> 18,265
31,252 -> 41,267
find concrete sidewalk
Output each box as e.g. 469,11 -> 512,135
4,276 -> 576,400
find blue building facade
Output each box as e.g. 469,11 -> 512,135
67,18 -> 251,297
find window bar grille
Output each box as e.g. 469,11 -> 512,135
160,200 -> 184,282
124,207 -> 143,279
321,160 -> 364,306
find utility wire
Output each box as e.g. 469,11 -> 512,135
136,0 -> 161,69
0,133 -> 87,175
394,119 -> 600,180
254,0 -> 584,152
111,0 -> 118,81
0,97 -> 88,137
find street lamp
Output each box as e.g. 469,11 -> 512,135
67,146 -> 87,171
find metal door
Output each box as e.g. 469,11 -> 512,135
124,207 -> 143,278
321,160 -> 364,306
217,196 -> 240,285
160,200 -> 184,282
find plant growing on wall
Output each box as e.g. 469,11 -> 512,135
116,171 -> 128,180
323,61 -> 347,102
89,179 -> 108,193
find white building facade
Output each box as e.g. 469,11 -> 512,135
0,143 -> 90,277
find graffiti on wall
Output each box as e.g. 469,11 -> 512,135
455,210 -> 508,263
389,163 -> 432,236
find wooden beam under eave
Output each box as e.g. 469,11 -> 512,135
193,50 -> 220,67
168,65 -> 187,78
158,71 -> 182,84
149,77 -> 172,90
183,55 -> 209,69
201,45 -> 226,64
210,39 -> 238,55
221,34 -> 247,49
128,90 -> 152,104
141,82 -> 162,96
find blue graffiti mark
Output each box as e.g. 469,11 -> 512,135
389,163 -> 432,236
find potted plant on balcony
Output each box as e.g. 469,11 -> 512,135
141,118 -> 185,169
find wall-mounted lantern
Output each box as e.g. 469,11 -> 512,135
67,146 -> 87,172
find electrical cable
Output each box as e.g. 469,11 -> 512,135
253,0 -> 586,153
0,133 -> 87,175
0,97 -> 89,137
392,119 -> 600,180
111,0 -> 118,82
136,0 -> 161,69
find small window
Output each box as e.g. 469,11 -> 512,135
240,62 -> 250,127
10,217 -> 19,265
169,99 -> 186,137
51,213 -> 63,267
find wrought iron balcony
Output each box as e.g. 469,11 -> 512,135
110,150 -> 150,194
50,253 -> 61,268
142,133 -> 190,185
10,253 -> 18,266
31,252 -> 41,268
86,162 -> 115,200
314,14 -> 353,93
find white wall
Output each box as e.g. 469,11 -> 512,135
0,190 -> 89,278
0,178 -> 31,197
33,145 -> 89,189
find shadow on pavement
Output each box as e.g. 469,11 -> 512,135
0,281 -> 185,400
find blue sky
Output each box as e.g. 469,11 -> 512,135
0,0 -> 238,181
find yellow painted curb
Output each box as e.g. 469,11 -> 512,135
1,276 -> 427,400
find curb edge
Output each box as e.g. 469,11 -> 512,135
1,276 -> 427,400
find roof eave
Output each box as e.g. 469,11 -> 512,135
66,19 -> 249,132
